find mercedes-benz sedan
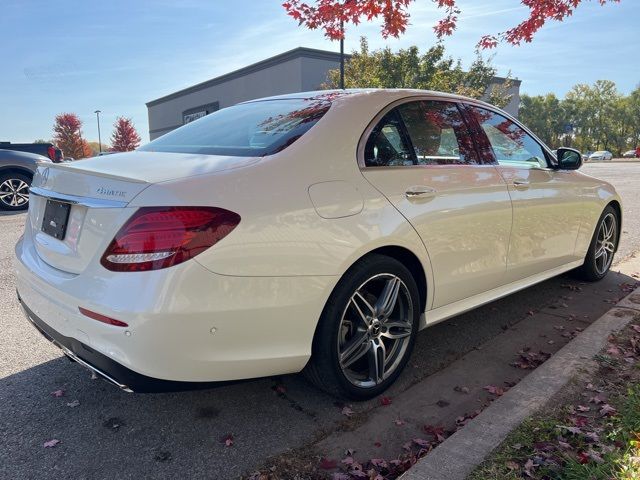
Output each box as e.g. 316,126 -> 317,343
15,90 -> 621,399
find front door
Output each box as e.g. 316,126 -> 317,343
464,105 -> 583,282
360,99 -> 512,308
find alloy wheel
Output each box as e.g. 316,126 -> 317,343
0,178 -> 30,208
337,273 -> 413,388
594,212 -> 616,275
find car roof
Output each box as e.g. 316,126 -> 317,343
245,88 -> 497,109
0,148 -> 50,161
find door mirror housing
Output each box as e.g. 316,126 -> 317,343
556,148 -> 582,170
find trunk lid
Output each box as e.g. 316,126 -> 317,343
27,151 -> 258,274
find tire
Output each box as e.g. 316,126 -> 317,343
574,205 -> 618,282
0,172 -> 31,211
304,254 -> 421,400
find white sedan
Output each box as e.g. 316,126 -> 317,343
589,150 -> 613,161
15,90 -> 621,399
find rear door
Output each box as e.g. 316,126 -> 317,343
360,99 -> 512,308
464,104 -> 583,282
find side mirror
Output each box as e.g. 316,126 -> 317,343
556,148 -> 582,170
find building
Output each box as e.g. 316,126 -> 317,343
146,47 -> 521,140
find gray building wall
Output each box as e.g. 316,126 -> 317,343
147,47 -> 521,140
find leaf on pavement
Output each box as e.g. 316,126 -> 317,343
319,457 -> 337,470
220,434 -> 234,447
342,406 -> 354,417
454,385 -> 469,394
380,396 -> 392,406
599,404 -> 617,417
412,438 -> 431,447
483,385 -> 505,396
66,400 -> 80,408
50,389 -> 64,398
43,439 -> 60,448
576,405 -> 590,412
394,418 -> 406,426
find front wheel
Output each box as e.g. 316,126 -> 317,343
574,205 -> 618,281
304,255 -> 420,400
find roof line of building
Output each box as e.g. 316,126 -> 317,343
146,47 -> 344,107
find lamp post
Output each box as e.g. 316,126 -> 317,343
94,110 -> 102,153
339,18 -> 345,90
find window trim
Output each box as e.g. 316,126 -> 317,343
459,101 -> 558,170
357,96 -> 491,169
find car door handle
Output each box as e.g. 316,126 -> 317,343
405,186 -> 437,199
512,179 -> 530,189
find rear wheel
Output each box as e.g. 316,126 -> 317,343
574,205 -> 618,281
0,173 -> 31,211
305,255 -> 420,400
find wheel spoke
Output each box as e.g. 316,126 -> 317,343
375,277 -> 401,319
351,293 -> 373,328
382,320 -> 412,339
595,246 -> 605,260
367,338 -> 386,384
340,332 -> 371,368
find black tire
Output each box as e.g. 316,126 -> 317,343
304,254 -> 421,400
574,205 -> 618,282
0,172 -> 31,211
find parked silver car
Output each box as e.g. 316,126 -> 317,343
623,150 -> 638,158
0,149 -> 51,210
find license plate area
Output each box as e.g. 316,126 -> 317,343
42,199 -> 71,240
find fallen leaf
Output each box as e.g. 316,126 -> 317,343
66,400 -> 80,408
394,418 -> 406,426
423,425 -> 446,443
221,434 -> 234,447
43,439 -> 60,448
370,458 -> 387,468
599,404 -> 617,417
50,389 -> 64,398
342,406 -> 354,417
577,405 -> 590,412
506,460 -> 519,470
373,441 -> 382,448
319,457 -> 337,470
589,393 -> 607,405
483,385 -> 505,396
332,473 -> 351,480
454,385 -> 470,394
274,384 -> 286,394
412,438 -> 431,447
380,396 -> 392,406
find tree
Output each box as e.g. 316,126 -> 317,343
323,38 -> 513,108
87,141 -> 110,156
283,0 -> 621,48
52,113 -> 92,159
110,117 -> 141,152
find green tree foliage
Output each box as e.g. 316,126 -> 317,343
522,81 -> 639,154
323,38 -> 513,108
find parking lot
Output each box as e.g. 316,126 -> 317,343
1,162 -> 639,479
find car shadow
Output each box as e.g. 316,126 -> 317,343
0,269 -> 636,479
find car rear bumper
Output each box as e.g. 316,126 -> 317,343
15,235 -> 338,388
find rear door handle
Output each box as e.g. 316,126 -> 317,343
512,179 -> 530,189
405,186 -> 437,200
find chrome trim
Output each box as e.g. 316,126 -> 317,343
29,186 -> 128,208
356,93 -> 559,170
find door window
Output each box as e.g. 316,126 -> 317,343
364,100 -> 479,167
467,106 -> 549,169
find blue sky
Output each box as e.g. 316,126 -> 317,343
1,0 -> 638,143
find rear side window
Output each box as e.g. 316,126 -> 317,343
364,100 -> 479,167
140,98 -> 331,157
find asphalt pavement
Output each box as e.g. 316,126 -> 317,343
0,161 -> 638,479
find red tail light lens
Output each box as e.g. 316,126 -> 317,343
101,207 -> 240,272
47,146 -> 56,161
79,307 -> 129,327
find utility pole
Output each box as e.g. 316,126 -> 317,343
340,18 -> 345,90
94,110 -> 102,153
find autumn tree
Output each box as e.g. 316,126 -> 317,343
283,0 -> 621,48
110,117 -> 141,152
324,38 -> 513,108
52,113 -> 92,159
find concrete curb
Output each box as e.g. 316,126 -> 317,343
400,286 -> 640,480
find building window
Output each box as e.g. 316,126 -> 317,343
182,102 -> 219,125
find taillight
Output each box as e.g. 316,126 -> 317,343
47,146 -> 56,161
79,307 -> 128,327
100,207 -> 240,272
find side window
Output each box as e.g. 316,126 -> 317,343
364,109 -> 414,167
467,106 -> 548,168
397,101 -> 478,165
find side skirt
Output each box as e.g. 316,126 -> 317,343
420,260 -> 584,330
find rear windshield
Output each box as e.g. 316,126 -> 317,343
139,98 -> 331,157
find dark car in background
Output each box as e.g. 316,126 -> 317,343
0,149 -> 51,211
0,141 -> 63,163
